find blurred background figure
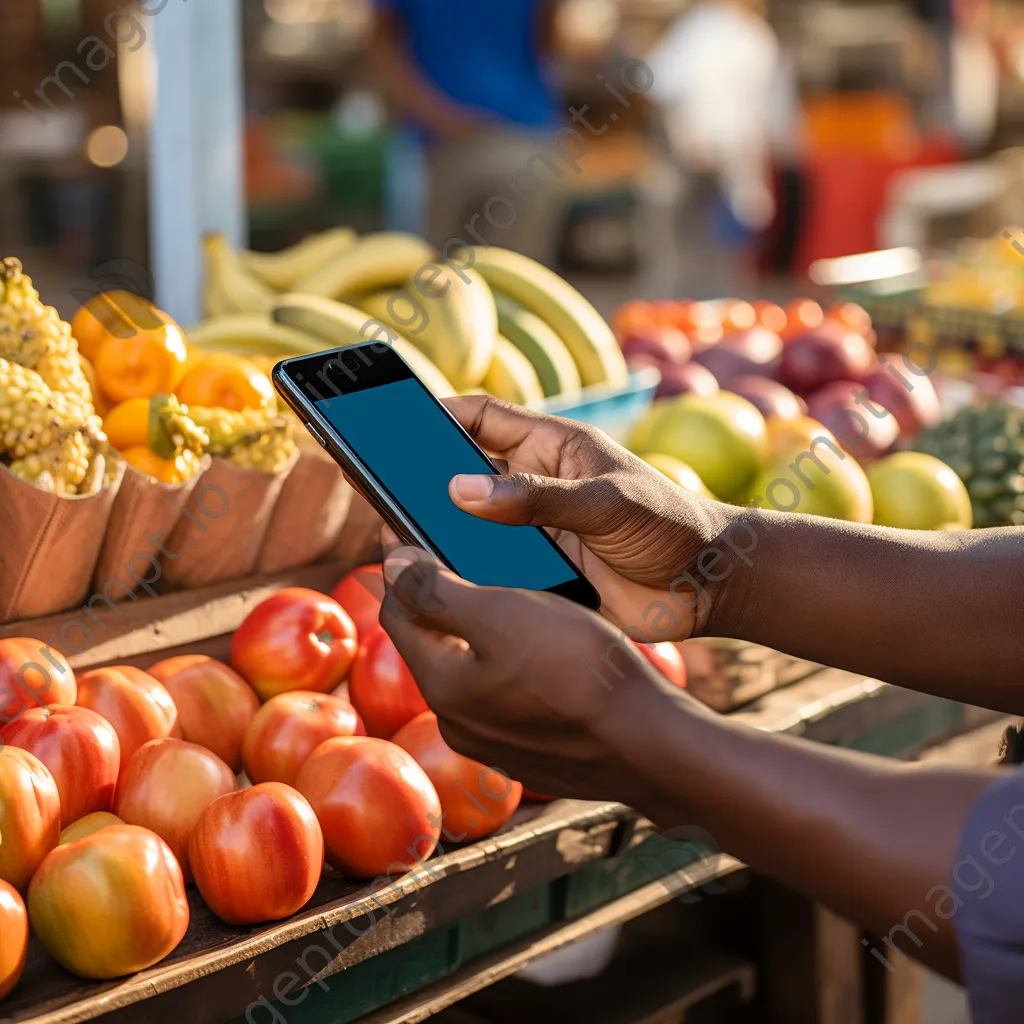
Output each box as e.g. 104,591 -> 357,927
370,0 -> 568,261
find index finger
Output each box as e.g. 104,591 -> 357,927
443,395 -> 569,458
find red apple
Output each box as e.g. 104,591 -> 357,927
693,327 -> 783,380
722,376 -> 807,422
620,324 -> 692,367
654,361 -> 719,400
779,321 -> 878,394
805,381 -> 900,461
1,706 -> 120,828
864,355 -> 941,438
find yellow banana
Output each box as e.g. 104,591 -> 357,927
202,233 -> 275,317
462,247 -> 627,388
292,232 -> 436,300
238,228 -> 358,291
272,294 -> 456,398
482,335 -> 545,406
185,314 -> 321,356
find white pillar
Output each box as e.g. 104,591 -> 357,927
146,0 -> 244,324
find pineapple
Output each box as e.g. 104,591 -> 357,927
187,405 -> 297,474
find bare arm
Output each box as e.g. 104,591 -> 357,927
715,511 -> 1024,715
368,8 -> 487,138
379,550 -> 1003,980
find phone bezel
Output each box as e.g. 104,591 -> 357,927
272,343 -> 600,610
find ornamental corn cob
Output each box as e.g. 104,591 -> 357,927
187,405 -> 297,474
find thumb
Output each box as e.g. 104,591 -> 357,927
449,471 -> 613,534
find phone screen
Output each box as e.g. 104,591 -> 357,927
313,376 -> 581,592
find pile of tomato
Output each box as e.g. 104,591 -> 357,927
0,566 -> 685,998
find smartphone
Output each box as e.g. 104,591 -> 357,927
272,343 -> 600,609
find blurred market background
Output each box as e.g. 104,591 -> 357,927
0,0 -> 1022,321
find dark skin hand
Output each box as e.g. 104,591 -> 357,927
377,396 -> 1023,980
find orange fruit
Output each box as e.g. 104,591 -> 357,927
70,292 -> 167,363
782,299 -> 824,340
751,300 -> 788,334
121,446 -> 193,485
175,353 -> 275,412
93,317 -> 189,404
103,398 -> 151,451
826,302 -> 872,337
721,299 -> 757,333
612,300 -> 655,340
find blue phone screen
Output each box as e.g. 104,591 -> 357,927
316,378 -> 578,590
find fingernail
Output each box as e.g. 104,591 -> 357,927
452,474 -> 493,502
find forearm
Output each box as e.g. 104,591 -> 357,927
607,681 -> 998,978
712,510 -> 1024,713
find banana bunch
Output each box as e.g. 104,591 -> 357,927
193,230 -> 630,412
0,258 -> 113,496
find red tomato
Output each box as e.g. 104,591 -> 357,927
0,638 -> 76,721
242,690 -> 365,786
347,629 -> 428,739
330,564 -> 385,643
231,587 -> 358,702
392,712 -> 522,842
0,880 -> 28,1000
28,824 -> 188,979
59,811 -> 123,845
115,738 -> 237,883
295,736 -> 440,878
0,746 -> 60,891
189,782 -> 323,925
155,658 -> 259,772
1,705 -> 120,828
75,666 -> 180,772
635,641 -> 687,689
147,654 -> 212,683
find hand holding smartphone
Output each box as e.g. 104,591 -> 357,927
272,344 -> 600,609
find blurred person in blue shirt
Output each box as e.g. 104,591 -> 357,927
370,0 -> 568,261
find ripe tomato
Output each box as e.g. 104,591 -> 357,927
147,654 -> 212,683
347,629 -> 428,739
189,783 -> 323,925
295,736 -> 440,879
392,712 -> 522,842
330,564 -> 385,643
152,658 -> 259,772
1,705 -> 120,827
0,638 -> 76,722
75,666 -> 180,772
59,811 -> 123,845
28,824 -> 189,979
0,880 -> 27,1001
0,746 -> 60,891
635,641 -> 687,689
115,738 -> 236,883
231,588 -> 358,702
242,690 -> 365,786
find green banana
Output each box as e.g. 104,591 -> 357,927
493,292 -> 582,400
